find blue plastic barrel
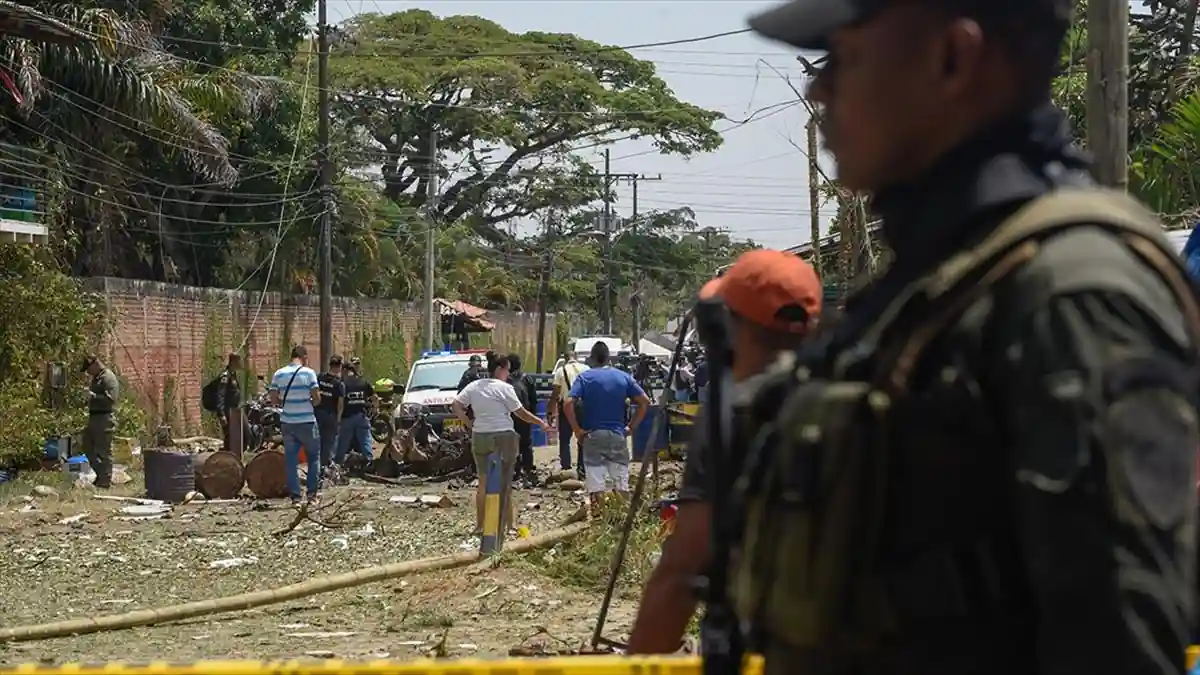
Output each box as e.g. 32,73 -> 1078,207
532,399 -> 549,446
632,405 -> 669,460
43,438 -> 58,459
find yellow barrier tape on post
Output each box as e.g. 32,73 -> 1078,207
0,656 -> 765,675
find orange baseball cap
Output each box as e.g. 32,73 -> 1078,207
699,249 -> 821,334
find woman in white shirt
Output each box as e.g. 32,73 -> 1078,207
452,355 -> 549,535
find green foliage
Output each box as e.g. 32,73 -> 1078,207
0,246 -> 147,463
354,328 -> 410,382
520,499 -> 664,594
328,9 -> 723,243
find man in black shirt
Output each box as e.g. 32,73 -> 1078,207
507,353 -> 538,484
335,363 -> 376,467
456,354 -> 485,392
315,355 -> 344,469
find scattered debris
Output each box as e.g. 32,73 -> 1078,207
120,504 -> 171,517
31,485 -> 58,498
208,557 -> 259,569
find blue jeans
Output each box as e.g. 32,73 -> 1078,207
335,414 -> 372,464
314,409 -> 339,467
281,422 -> 321,499
697,385 -> 709,405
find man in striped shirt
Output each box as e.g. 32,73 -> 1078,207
270,345 -> 323,506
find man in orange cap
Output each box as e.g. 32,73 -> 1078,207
628,248 -> 821,654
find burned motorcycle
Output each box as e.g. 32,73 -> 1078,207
244,393 -> 281,453
375,402 -> 472,478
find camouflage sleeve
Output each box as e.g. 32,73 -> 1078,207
101,370 -> 120,403
995,284 -> 1197,675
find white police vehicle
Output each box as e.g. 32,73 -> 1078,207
392,348 -> 489,434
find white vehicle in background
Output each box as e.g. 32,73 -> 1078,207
571,335 -> 623,363
392,348 -> 489,434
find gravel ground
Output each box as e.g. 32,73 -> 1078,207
0,446 -> 678,665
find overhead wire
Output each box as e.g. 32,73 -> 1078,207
236,36 -> 317,346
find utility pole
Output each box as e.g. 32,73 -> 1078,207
317,0 -> 333,363
599,149 -> 654,338
806,113 -> 823,279
423,131 -> 438,351
619,173 -> 660,353
602,150 -> 613,335
1086,0 -> 1128,189
535,212 -> 555,372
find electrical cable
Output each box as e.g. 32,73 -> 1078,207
236,37 -> 317,347
147,27 -> 753,58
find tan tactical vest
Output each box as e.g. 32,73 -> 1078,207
728,188 -> 1200,657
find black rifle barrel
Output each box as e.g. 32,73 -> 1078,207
693,298 -> 743,675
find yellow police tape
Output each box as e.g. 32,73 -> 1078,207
1,648 -> 1197,674
0,656 -> 763,675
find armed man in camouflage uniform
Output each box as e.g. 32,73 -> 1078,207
715,0 -> 1200,674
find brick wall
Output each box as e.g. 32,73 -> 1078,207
84,278 -> 559,434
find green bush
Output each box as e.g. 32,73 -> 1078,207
0,246 -> 114,465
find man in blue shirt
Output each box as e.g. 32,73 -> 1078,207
564,341 -> 650,503
270,345 -> 323,506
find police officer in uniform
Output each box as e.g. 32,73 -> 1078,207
80,355 -> 119,489
457,354 -> 485,392
315,355 -> 345,469
336,362 -> 376,469
718,1 -> 1200,674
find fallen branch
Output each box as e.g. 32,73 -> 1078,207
273,495 -> 362,536
0,522 -> 590,643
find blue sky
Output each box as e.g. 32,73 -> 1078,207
325,0 -> 830,250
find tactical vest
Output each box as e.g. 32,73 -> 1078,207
727,189 -> 1200,657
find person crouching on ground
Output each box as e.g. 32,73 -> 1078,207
564,341 -> 650,510
452,355 -> 550,536
628,249 -> 820,653
270,345 -> 323,507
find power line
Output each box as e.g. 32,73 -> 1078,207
149,27 -> 752,58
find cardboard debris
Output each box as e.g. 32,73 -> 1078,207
420,494 -> 454,508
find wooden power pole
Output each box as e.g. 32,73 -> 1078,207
316,0 -> 333,362
1086,0 -> 1128,189
806,113 -> 823,279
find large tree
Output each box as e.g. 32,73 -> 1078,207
328,10 -> 724,243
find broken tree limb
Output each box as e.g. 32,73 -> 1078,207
0,522 -> 589,643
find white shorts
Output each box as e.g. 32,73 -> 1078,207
585,460 -> 630,493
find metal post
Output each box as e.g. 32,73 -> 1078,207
423,132 -> 438,350
480,452 -> 507,554
316,0 -> 333,363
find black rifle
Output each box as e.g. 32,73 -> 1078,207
692,298 -> 744,675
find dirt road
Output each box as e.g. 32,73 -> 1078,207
0,446 -> 678,664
